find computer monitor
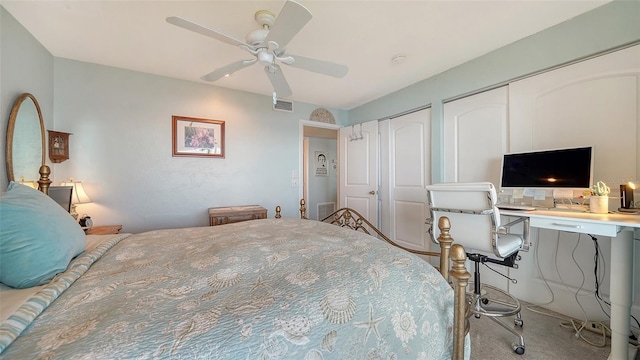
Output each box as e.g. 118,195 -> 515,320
48,186 -> 73,212
499,146 -> 594,190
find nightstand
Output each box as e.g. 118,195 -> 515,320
85,225 -> 122,235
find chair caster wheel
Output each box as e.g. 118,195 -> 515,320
481,298 -> 489,305
513,345 -> 525,355
514,319 -> 524,327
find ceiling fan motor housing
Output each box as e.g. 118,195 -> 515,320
246,10 -> 275,46
246,28 -> 268,46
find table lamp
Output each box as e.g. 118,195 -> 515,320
19,176 -> 38,189
619,182 -> 637,213
61,178 -> 92,219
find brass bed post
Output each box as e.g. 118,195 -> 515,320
438,216 -> 471,360
436,217 -> 453,281
450,243 -> 471,360
299,199 -> 307,219
37,165 -> 52,195
439,216 -> 471,360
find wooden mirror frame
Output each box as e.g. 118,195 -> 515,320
6,93 -> 51,193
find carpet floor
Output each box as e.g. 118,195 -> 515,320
468,301 -> 638,360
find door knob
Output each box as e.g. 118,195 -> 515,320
369,190 -> 377,195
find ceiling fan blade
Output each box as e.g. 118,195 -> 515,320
201,59 -> 256,82
264,64 -> 292,97
264,1 -> 312,50
286,54 -> 348,78
166,16 -> 252,49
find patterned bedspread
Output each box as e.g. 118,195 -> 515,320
0,218 -> 470,359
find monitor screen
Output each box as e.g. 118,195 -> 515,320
499,147 -> 593,190
48,186 -> 73,212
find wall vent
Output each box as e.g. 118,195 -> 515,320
273,99 -> 294,112
317,202 -> 336,220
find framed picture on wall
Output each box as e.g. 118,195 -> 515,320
172,116 -> 225,158
315,151 -> 328,176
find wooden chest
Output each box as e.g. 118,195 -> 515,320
208,205 -> 268,226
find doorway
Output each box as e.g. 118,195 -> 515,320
299,121 -> 340,220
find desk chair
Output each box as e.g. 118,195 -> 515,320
426,182 -> 528,355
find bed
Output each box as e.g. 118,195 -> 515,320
0,183 -> 471,359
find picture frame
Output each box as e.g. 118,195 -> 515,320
314,151 -> 328,176
172,116 -> 225,158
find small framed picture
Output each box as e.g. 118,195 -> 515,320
172,116 -> 225,158
315,151 -> 328,176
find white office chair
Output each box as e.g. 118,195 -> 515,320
426,182 -> 529,355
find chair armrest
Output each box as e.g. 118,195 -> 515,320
499,217 -> 531,251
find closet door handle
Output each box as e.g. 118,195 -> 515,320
369,190 -> 377,195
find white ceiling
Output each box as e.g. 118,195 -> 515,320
2,1 -> 610,110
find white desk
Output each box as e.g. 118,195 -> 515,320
501,209 -> 640,360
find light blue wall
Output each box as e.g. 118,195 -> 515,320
1,4 -> 347,232
348,0 -> 640,183
0,7 -> 53,191
50,59 -> 346,232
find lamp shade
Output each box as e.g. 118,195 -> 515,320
19,177 -> 38,189
22,181 -> 39,189
61,180 -> 91,204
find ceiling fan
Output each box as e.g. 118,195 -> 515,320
166,0 -> 348,98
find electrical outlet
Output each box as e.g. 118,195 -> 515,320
583,321 -> 611,337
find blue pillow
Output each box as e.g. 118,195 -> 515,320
0,182 -> 85,288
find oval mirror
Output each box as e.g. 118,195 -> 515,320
6,93 -> 45,184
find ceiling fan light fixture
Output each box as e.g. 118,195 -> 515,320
258,51 -> 274,66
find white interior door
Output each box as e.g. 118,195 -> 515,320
339,120 -> 378,224
382,109 -> 432,252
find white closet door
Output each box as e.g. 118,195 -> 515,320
443,86 -> 509,185
383,109 -> 432,252
509,45 -> 640,185
443,86 -> 510,291
508,45 -> 640,321
339,120 -> 378,225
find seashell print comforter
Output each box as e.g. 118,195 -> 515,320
0,218 -> 470,359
